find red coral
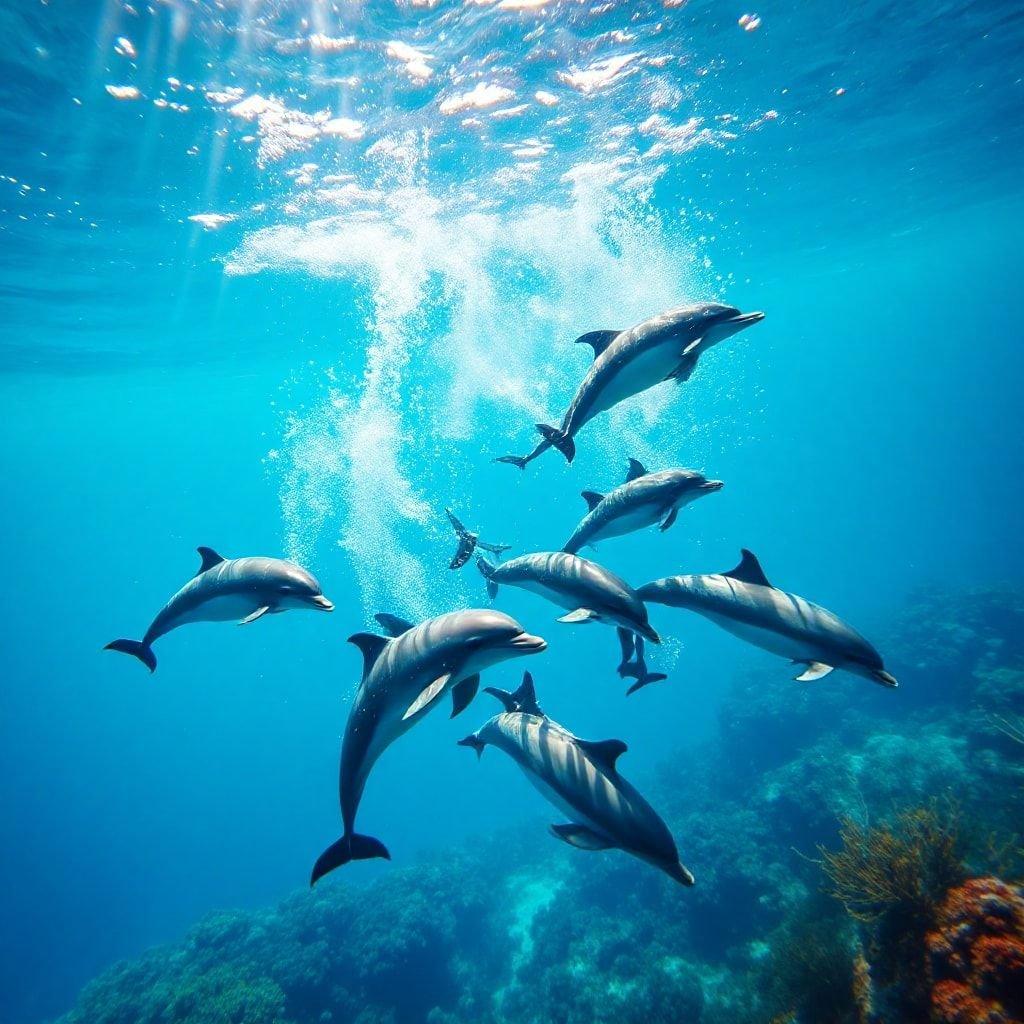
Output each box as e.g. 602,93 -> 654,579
927,877 -> 1024,1024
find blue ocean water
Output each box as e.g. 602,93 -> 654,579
1,2 -> 1023,1023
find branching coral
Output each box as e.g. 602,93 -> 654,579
927,876 -> 1024,1024
819,804 -> 965,924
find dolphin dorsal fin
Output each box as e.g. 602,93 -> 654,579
576,737 -> 627,772
348,632 -> 390,678
723,549 -> 772,588
574,329 -> 620,359
484,671 -> 544,716
374,613 -> 415,638
580,490 -> 605,513
625,458 -> 647,482
196,547 -> 226,575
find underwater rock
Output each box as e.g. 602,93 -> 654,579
927,876 -> 1024,1024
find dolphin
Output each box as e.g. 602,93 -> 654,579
104,547 -> 334,672
476,551 -> 666,693
637,549 -> 898,687
445,508 -> 510,570
497,302 -> 764,469
563,458 -> 724,554
310,609 -> 547,884
459,673 -> 694,886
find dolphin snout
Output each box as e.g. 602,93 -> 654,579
701,479 -> 725,493
509,632 -> 547,653
730,310 -> 765,327
637,624 -> 661,644
312,595 -> 335,611
873,669 -> 898,688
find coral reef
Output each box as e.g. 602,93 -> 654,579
54,587 -> 1024,1024
927,877 -> 1024,1024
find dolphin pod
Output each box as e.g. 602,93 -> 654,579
475,550 -> 666,693
497,302 -> 764,469
104,547 -> 334,672
459,673 -> 694,886
563,459 -> 724,555
638,550 -> 898,688
310,609 -> 547,885
105,298 -> 900,891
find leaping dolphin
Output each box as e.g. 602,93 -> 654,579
497,302 -> 764,469
563,459 -> 724,554
310,609 -> 547,884
459,673 -> 694,886
476,551 -> 666,694
104,547 -> 334,672
637,549 -> 898,688
445,508 -> 510,570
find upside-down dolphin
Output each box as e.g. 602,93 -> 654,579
310,609 -> 547,884
638,549 -> 898,687
104,547 -> 333,672
497,302 -> 764,469
476,551 -> 666,693
459,673 -> 694,886
563,459 -> 724,554
445,508 -> 510,570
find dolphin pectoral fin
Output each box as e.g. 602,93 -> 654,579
576,738 -> 627,772
580,490 -> 605,512
550,824 -> 615,851
794,661 -> 834,682
403,673 -> 452,721
574,329 -> 621,359
558,608 -> 597,624
682,336 -> 703,356
450,674 -> 480,718
476,557 -> 499,599
196,546 -> 227,575
667,352 -> 699,382
659,507 -> 679,532
238,606 -> 272,625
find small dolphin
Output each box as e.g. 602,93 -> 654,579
637,549 -> 898,687
104,547 -> 333,672
459,673 -> 694,886
311,609 -> 547,884
564,458 -> 724,554
476,550 -> 665,693
445,508 -> 510,570
497,302 -> 764,469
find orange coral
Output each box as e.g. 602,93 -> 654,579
927,877 -> 1024,1024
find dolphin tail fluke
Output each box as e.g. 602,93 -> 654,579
104,638 -> 157,673
310,833 -> 390,886
476,557 -> 499,599
625,672 -> 668,696
536,424 -> 575,464
495,454 -> 528,470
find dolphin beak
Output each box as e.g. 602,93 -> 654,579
312,595 -> 334,611
873,669 -> 898,688
729,310 -> 765,328
509,632 -> 547,654
701,479 -> 725,492
638,624 -> 661,644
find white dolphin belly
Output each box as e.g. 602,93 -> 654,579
584,341 -> 680,421
704,611 -> 826,664
173,593 -> 262,626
